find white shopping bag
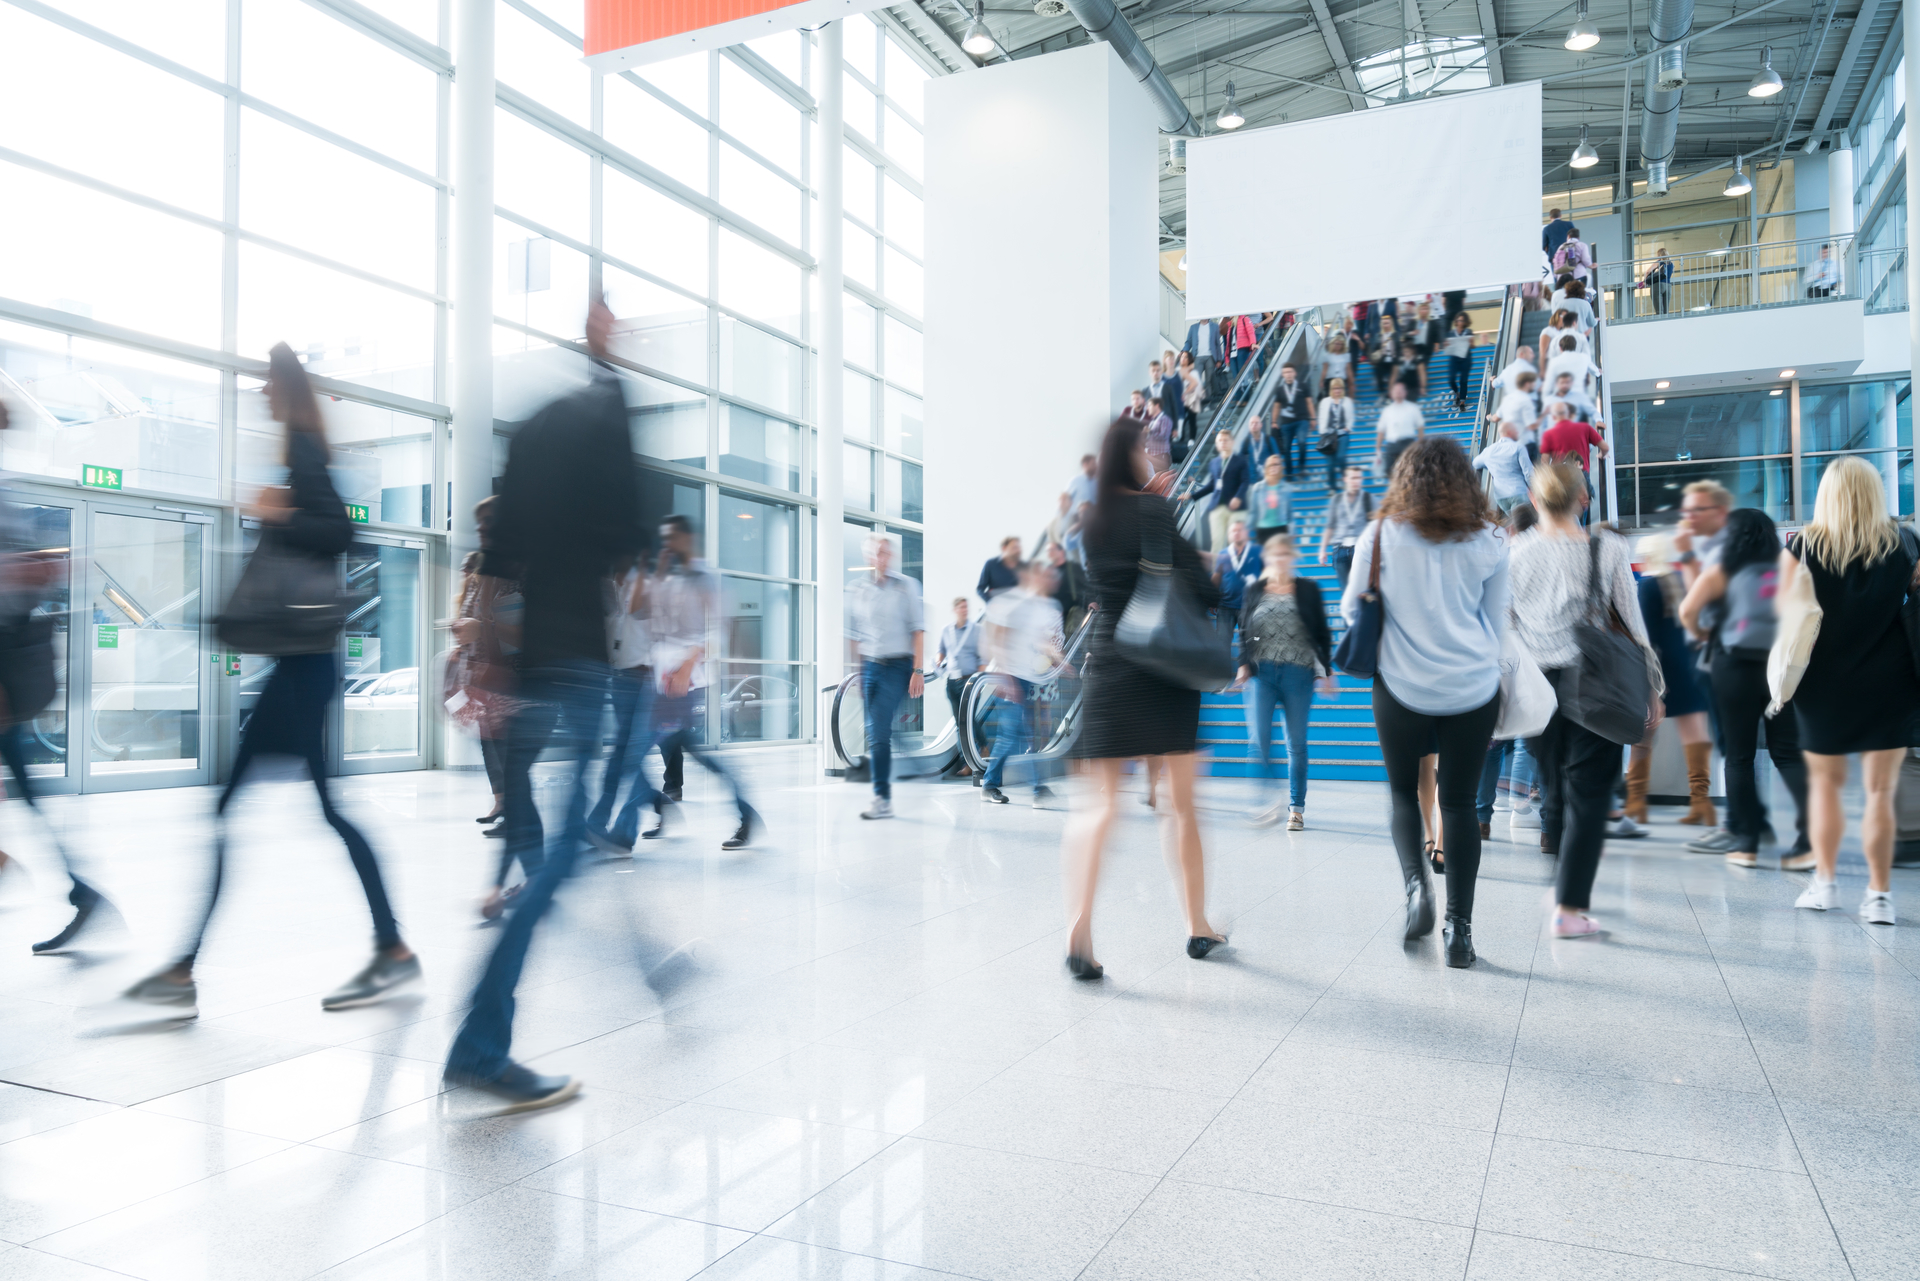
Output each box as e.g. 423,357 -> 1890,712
1494,629 -> 1556,741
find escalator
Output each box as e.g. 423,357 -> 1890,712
823,309 -> 1302,782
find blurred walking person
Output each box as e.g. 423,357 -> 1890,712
936,597 -> 982,776
1320,466 -> 1372,590
1510,462 -> 1662,939
848,533 -> 924,820
0,401 -> 117,955
1375,381 -> 1425,481
439,297 -> 644,1112
1062,417 -> 1227,979
1626,534 -> 1715,830
122,344 -> 418,1017
1677,512 -> 1809,865
981,559 -> 1066,807
1342,437 -> 1507,968
586,549 -> 662,854
1442,312 -> 1475,412
1316,378 -> 1354,491
1238,533 -> 1334,829
1782,457 -> 1920,924
1186,429 -> 1251,552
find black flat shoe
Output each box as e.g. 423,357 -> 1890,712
1065,954 -> 1104,980
1444,916 -> 1476,968
475,812 -> 503,825
721,809 -> 758,851
1403,874 -> 1435,940
33,881 -> 111,955
1186,934 -> 1228,960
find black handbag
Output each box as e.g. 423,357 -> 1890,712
1332,520 -> 1383,677
215,532 -> 350,656
1559,534 -> 1652,745
0,611 -> 56,724
1112,513 -> 1235,690
1897,527 -> 1920,685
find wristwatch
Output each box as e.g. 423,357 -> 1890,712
1674,549 -> 1697,565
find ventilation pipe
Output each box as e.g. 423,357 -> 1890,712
1063,0 -> 1203,135
1638,0 -> 1695,194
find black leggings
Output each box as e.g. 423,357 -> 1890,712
480,735 -> 506,795
185,652 -> 400,962
1710,651 -> 1808,852
1373,678 -> 1501,921
1530,670 -> 1620,911
0,723 -> 92,904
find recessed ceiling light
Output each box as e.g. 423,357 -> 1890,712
1770,389 -> 1783,396
1656,381 -> 1670,389
1653,399 -> 1665,405
1780,369 -> 1796,378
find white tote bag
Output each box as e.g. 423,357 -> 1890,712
1494,628 -> 1556,740
1767,549 -> 1823,715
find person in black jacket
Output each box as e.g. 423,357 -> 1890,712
122,343 -> 418,1019
1237,532 -> 1336,830
1062,416 -> 1227,981
1184,429 -> 1251,552
443,296 -> 647,1113
977,537 -> 1021,602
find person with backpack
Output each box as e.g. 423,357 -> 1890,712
1671,511 -> 1810,868
1542,209 -> 1573,263
1552,227 -> 1592,286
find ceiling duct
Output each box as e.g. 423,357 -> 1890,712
1062,0 -> 1203,136
1638,0 -> 1695,194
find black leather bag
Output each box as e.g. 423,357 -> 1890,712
0,611 -> 55,724
1896,528 -> 1920,686
1559,534 -> 1651,745
1113,517 -> 1235,690
215,533 -> 350,657
1332,521 -> 1383,677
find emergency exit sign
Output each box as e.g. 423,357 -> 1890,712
82,464 -> 122,491
345,504 -> 370,524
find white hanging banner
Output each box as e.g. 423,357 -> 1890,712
1184,83 -> 1543,317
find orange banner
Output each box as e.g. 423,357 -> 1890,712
585,0 -> 893,67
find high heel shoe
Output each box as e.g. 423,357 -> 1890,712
32,880 -> 112,955
1186,934 -> 1228,960
1403,875 -> 1435,940
1427,842 -> 1445,875
1065,954 -> 1104,981
1443,916 -> 1476,968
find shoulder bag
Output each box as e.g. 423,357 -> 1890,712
1493,624 -> 1555,740
216,531 -> 351,657
1767,535 -> 1824,715
1332,520 -> 1384,677
1558,534 -> 1652,745
1113,511 -> 1235,690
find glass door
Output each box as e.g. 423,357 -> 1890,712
81,504 -> 211,792
337,535 -> 425,774
6,500 -> 77,792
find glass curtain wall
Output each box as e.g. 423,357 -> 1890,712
0,1 -> 931,752
1613,379 -> 1913,527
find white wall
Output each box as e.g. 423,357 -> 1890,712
1605,300 -> 1866,395
923,42 -> 1158,628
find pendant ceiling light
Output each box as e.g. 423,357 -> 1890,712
1564,0 -> 1600,51
1217,81 -> 1244,129
1748,46 -> 1783,97
961,1 -> 996,55
1724,155 -> 1753,197
1570,124 -> 1600,168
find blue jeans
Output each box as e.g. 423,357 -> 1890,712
1229,350 -> 1249,384
447,658 -> 607,1081
1243,661 -> 1313,808
1475,738 -> 1539,820
650,691 -> 753,820
983,676 -> 1037,790
1448,355 -> 1472,405
1277,419 -> 1308,478
862,657 -> 913,799
1322,433 -> 1347,490
588,665 -> 659,847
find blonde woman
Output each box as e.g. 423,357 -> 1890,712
1784,457 -> 1920,924
1321,333 -> 1352,399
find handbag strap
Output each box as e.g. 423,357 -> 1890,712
1586,532 -> 1606,622
1367,520 -> 1384,592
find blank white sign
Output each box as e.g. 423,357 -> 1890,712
1185,83 -> 1542,317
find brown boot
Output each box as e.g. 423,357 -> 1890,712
1624,751 -> 1651,823
1678,741 -> 1716,826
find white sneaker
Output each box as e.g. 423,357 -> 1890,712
1861,891 -> 1896,925
860,797 -> 893,820
1795,879 -> 1839,911
1606,815 -> 1649,840
1245,800 -> 1285,828
1509,804 -> 1541,830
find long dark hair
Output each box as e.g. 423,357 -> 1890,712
1082,416 -> 1144,549
1718,507 -> 1779,579
267,341 -> 329,463
1378,436 -> 1496,542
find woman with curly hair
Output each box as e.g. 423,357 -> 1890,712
1341,436 -> 1508,967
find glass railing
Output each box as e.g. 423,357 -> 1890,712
1593,233 -> 1857,323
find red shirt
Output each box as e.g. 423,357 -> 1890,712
1540,420 -> 1603,471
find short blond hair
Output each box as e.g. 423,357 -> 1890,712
1531,460 -> 1586,517
1262,531 -> 1295,557
1682,479 -> 1732,509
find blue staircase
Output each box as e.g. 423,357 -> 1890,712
1198,343 -> 1497,783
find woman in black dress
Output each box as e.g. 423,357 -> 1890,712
1784,456 -> 1920,925
1062,417 -> 1227,979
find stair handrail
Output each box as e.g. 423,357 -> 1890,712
1171,319 -> 1314,543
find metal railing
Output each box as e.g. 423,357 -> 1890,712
1593,233 -> 1858,323
1166,316 -> 1312,544
1858,244 -> 1909,314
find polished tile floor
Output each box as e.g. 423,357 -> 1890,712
1,750 -> 1916,1280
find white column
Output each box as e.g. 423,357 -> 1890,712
1828,147 -> 1855,239
814,22 -> 846,729
451,0 -> 495,562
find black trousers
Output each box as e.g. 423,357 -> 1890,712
1373,678 -> 1501,921
1710,650 -> 1808,852
1530,670 -> 1620,911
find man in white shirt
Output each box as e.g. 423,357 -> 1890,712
846,534 -> 925,820
1474,420 -> 1536,513
1375,381 -> 1425,480
936,597 -> 983,775
1672,478 -> 1733,588
1805,244 -> 1842,298
980,561 -> 1066,807
1494,346 -> 1537,399
1541,371 -> 1600,429
1543,334 -> 1598,393
1065,454 -> 1097,512
1492,371 -> 1541,450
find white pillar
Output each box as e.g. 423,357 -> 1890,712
814,22 -> 846,731
451,0 -> 495,562
1828,147 -> 1855,239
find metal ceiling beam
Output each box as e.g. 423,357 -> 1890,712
1809,0 -> 1887,135
1474,0 -> 1505,85
1156,15 -> 1319,77
1305,0 -> 1367,104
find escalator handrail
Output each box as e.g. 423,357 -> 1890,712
1171,318 -> 1319,542
1164,317 -> 1296,512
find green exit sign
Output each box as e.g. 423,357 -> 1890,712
345,504 -> 370,524
347,636 -> 364,659
96,624 -> 118,649
82,464 -> 123,491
